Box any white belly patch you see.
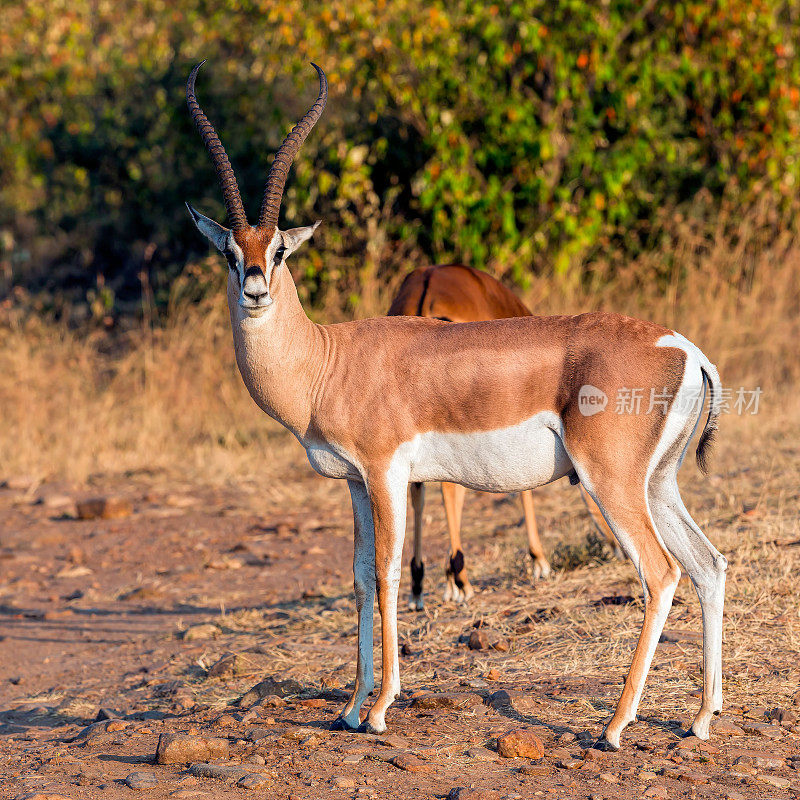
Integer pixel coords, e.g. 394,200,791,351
406,411,572,492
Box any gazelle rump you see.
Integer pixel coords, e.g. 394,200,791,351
185,62,727,748
388,264,621,609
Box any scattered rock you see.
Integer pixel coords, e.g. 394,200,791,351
189,763,248,781
465,746,501,762
759,775,791,789
556,757,583,769
237,676,304,707
496,728,545,759
238,774,269,789
731,748,785,769
643,787,669,799
768,707,798,726
331,776,356,789
76,496,133,520
468,630,490,650
712,717,745,736
68,720,114,747
95,707,121,722
181,623,220,642
390,753,431,773
492,638,510,652
156,734,230,765
447,789,502,800
741,720,781,738
517,763,548,777
124,772,159,789
412,692,482,710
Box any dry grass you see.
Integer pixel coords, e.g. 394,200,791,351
0,216,798,485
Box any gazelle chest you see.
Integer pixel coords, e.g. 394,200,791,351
305,442,362,480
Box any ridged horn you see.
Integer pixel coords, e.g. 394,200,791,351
258,63,327,230
187,61,248,231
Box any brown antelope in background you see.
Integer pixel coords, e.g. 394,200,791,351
185,62,726,749
388,264,621,610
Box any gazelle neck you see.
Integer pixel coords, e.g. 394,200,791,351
227,265,325,440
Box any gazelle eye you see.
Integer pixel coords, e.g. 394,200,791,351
274,246,286,264
225,252,237,271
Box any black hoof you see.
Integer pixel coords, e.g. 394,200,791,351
330,717,359,732
594,737,619,752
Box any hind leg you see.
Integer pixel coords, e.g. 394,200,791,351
441,482,473,602
408,482,426,611
649,476,726,738
520,490,550,579
574,473,681,750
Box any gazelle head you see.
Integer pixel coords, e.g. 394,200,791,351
185,61,326,317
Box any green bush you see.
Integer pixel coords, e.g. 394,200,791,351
1,0,799,314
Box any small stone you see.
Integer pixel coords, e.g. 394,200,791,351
731,748,785,769
95,708,121,721
676,770,708,785
342,754,365,764
484,668,501,681
468,630,490,650
181,623,220,642
69,720,114,747
599,773,618,783
759,775,790,788
557,757,583,769
189,763,248,781
517,764,548,777
447,789,502,800
492,638,510,652
243,754,266,765
156,734,230,765
238,774,269,789
712,717,745,736
76,496,132,520
237,676,304,707
638,771,658,781
332,776,357,789
643,787,669,799
742,720,781,738
124,772,159,789
496,729,545,759
391,753,432,773
466,746,501,762
298,698,326,708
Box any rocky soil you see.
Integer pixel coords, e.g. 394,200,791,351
0,439,798,799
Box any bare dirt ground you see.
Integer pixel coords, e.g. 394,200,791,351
0,413,798,800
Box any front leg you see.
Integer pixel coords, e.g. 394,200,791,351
364,462,409,734
336,479,376,730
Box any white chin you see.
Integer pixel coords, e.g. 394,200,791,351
239,303,271,318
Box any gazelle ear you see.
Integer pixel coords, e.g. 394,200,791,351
186,203,230,252
280,221,321,258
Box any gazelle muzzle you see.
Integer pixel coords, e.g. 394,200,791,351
240,266,272,310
